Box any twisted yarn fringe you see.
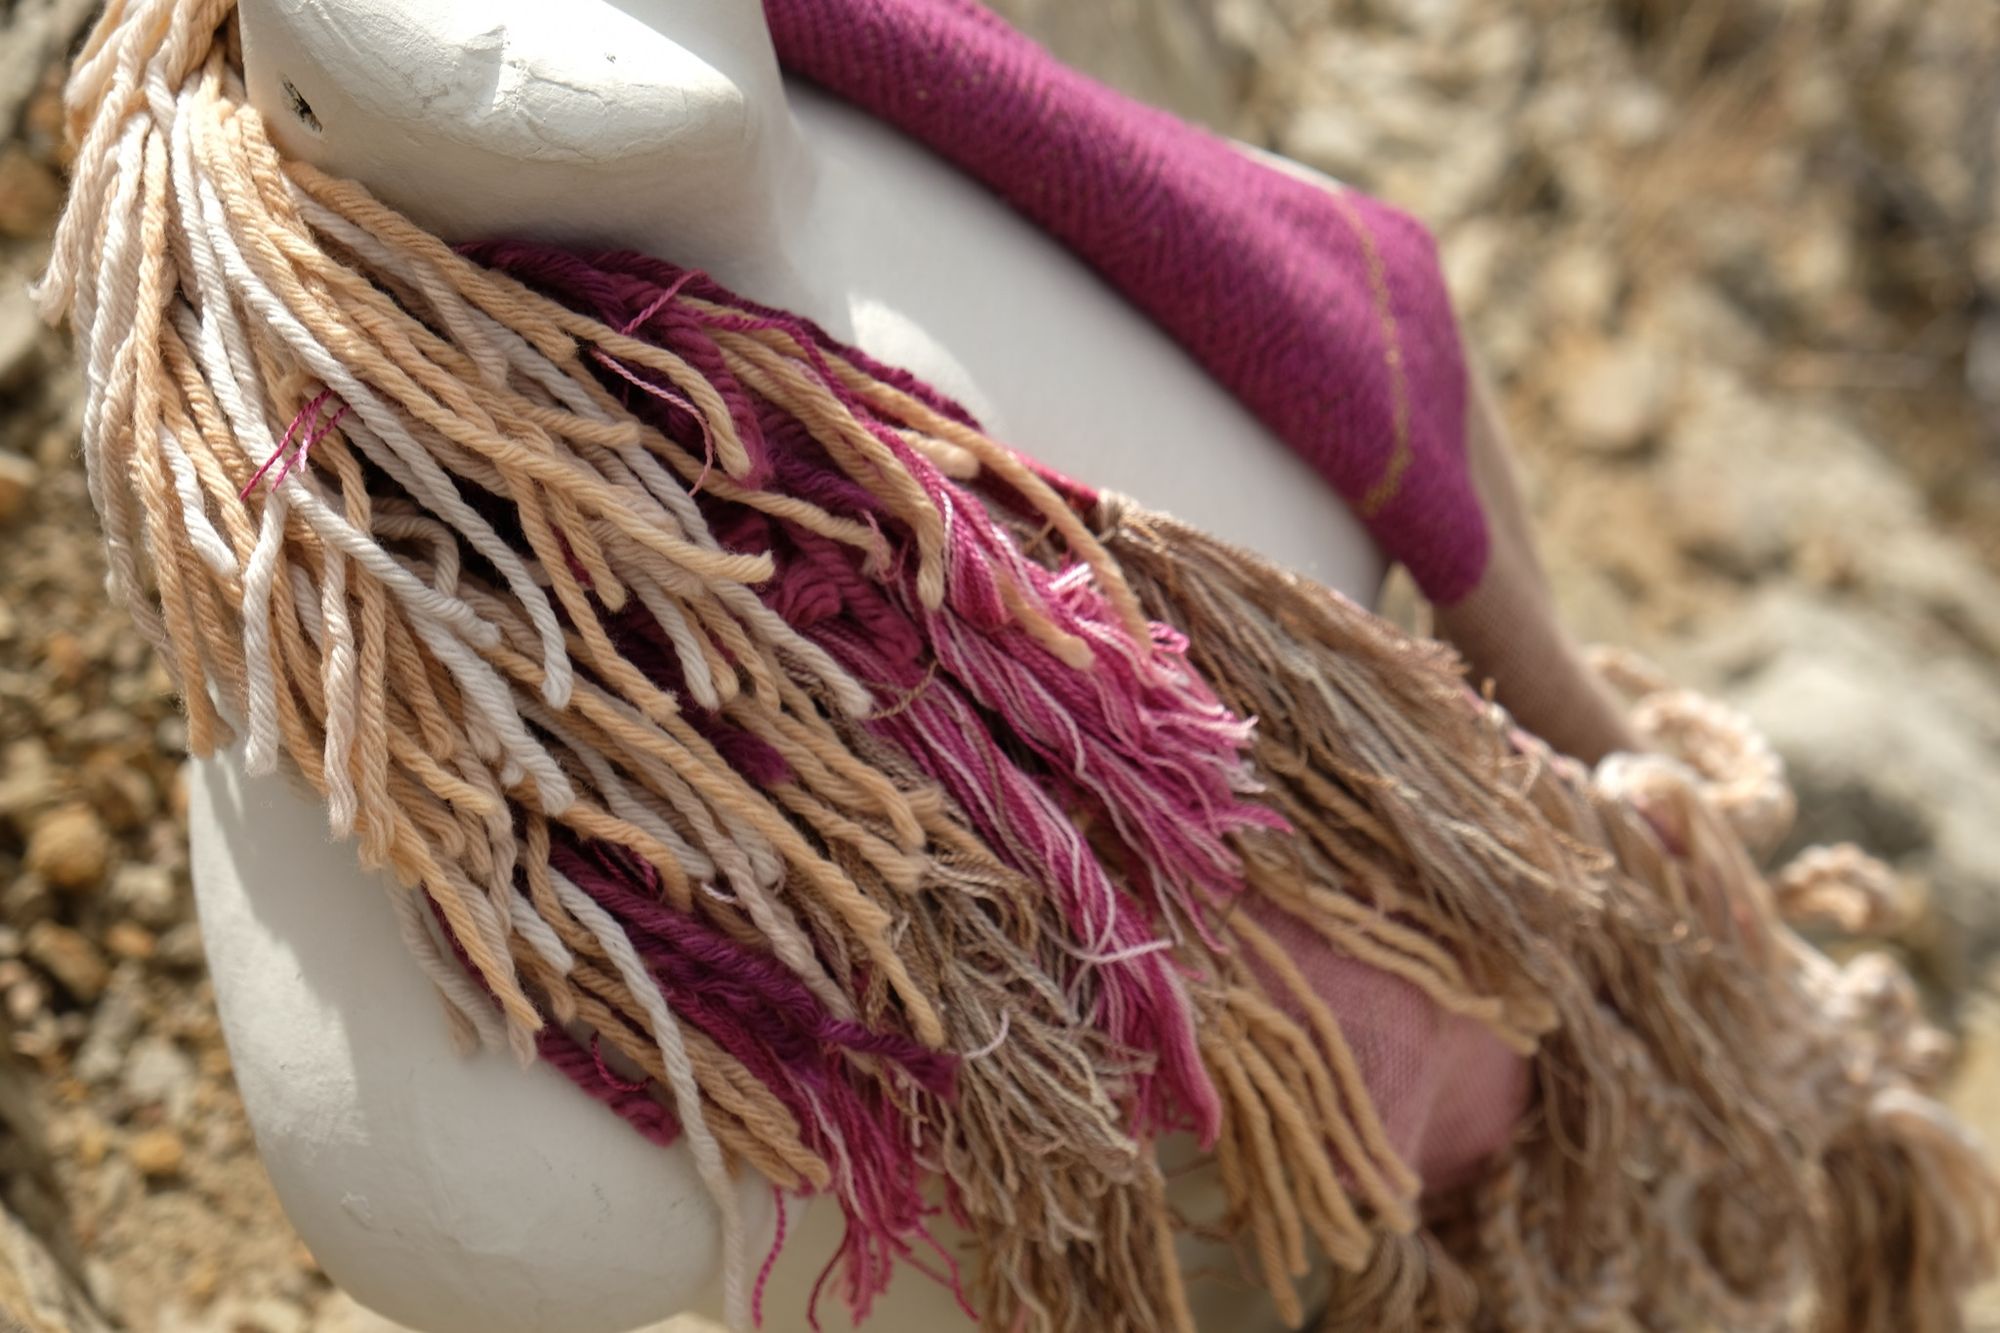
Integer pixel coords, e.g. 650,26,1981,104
39,3,1998,1330
1096,507,1999,1331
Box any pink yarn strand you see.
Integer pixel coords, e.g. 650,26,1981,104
753,1185,790,1328
239,391,348,498
239,389,332,499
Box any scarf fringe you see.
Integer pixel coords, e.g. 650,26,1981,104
1097,504,2000,1331
40,4,1999,1329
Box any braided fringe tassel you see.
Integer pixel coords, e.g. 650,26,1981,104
1097,502,2000,1332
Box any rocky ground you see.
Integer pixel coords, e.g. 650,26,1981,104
0,0,1996,1330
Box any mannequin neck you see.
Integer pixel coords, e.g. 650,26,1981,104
238,0,825,309
600,0,785,98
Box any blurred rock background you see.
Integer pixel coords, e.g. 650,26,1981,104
0,0,1996,1328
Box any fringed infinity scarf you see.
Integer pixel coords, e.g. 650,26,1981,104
37,0,2000,1330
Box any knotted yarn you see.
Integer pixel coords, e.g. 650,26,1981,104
36,2,2000,1331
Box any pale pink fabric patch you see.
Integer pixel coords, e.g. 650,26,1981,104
1241,894,1529,1191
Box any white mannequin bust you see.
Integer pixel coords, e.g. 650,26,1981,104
191,3,1385,1330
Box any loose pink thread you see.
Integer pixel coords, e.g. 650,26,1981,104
752,1184,789,1327
589,347,719,495
589,1033,650,1095
618,268,699,336
239,390,349,498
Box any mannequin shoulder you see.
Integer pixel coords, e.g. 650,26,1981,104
187,751,739,1333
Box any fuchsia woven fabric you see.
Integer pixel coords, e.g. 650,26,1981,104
764,0,1491,603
